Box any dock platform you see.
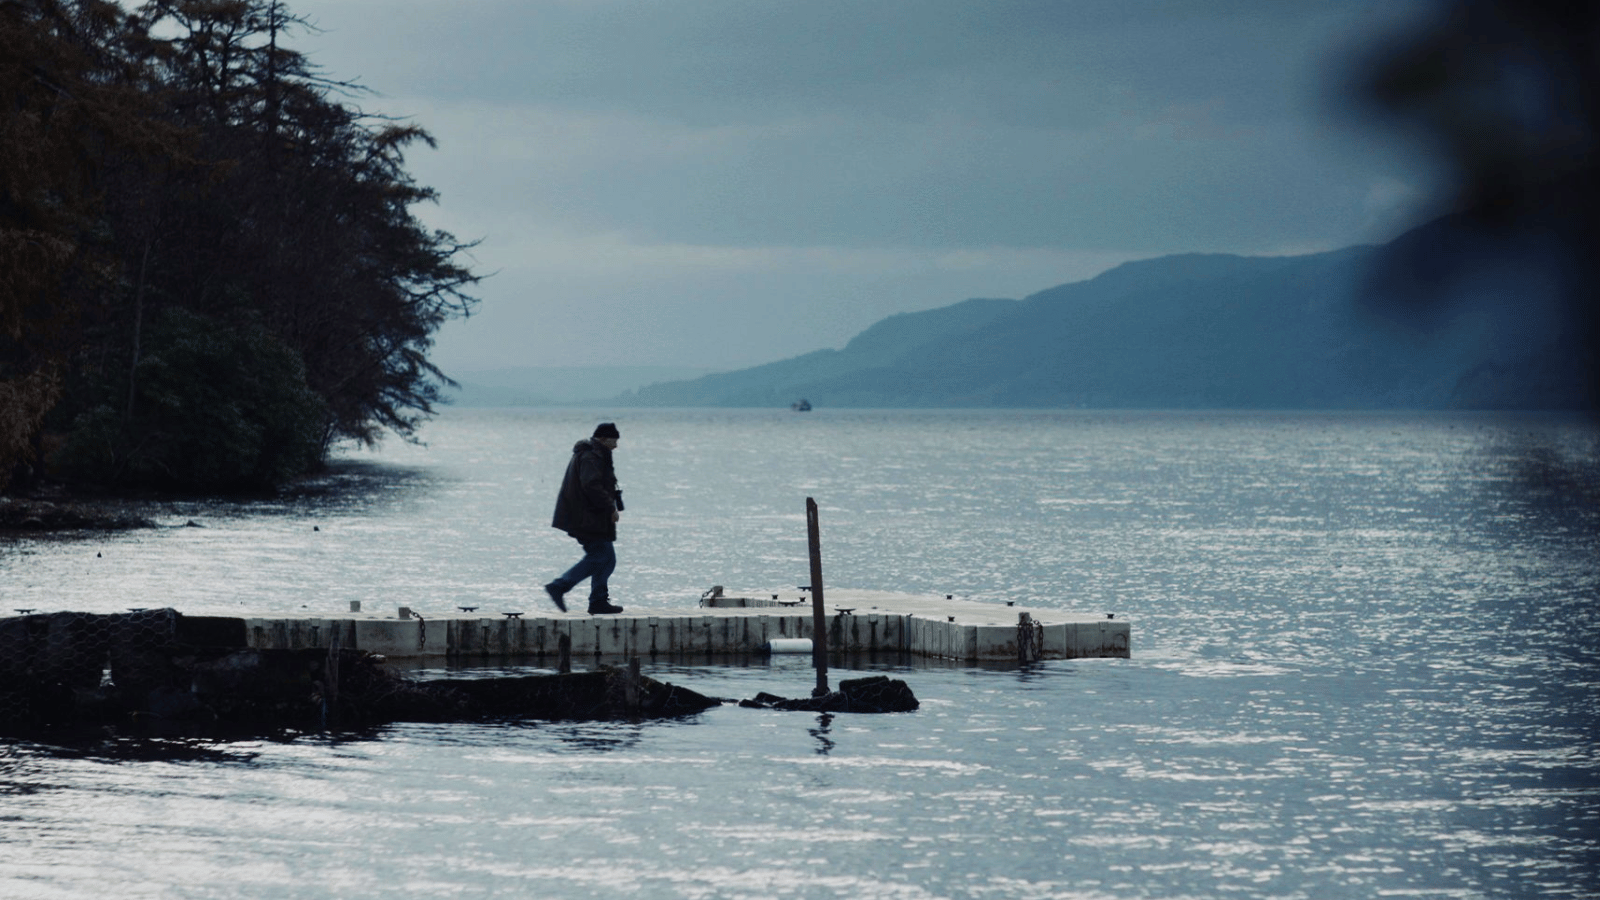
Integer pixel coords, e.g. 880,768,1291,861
241,589,1130,663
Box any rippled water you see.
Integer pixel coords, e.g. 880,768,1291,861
3,409,1598,898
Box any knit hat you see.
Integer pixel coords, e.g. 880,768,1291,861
593,422,620,439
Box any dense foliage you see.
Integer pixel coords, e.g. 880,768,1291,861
0,0,479,492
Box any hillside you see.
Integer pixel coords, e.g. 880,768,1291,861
445,365,719,406
618,218,1585,410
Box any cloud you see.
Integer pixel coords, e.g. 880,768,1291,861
292,0,1445,369
1362,177,1428,229
398,91,1408,255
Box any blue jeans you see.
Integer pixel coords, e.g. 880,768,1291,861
554,539,615,601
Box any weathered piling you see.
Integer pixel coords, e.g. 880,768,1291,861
805,497,829,696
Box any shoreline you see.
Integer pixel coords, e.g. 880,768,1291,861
0,496,158,532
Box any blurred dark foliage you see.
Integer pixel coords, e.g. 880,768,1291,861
1359,0,1598,409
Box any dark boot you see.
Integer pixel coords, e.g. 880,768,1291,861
588,598,624,615
544,582,568,612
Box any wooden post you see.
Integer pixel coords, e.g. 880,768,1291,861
1018,612,1035,664
558,633,572,674
323,625,340,728
806,497,829,697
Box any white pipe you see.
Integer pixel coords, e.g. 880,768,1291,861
763,638,813,654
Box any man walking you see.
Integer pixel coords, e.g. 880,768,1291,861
545,422,626,615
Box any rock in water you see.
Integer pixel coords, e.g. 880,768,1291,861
739,675,919,713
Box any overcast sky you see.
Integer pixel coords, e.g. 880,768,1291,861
290,0,1442,373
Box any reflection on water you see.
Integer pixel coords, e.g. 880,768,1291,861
2,409,1598,899
1,736,267,769
809,713,836,756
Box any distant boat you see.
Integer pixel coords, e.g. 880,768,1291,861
791,399,812,412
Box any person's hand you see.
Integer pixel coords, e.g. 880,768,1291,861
612,511,621,523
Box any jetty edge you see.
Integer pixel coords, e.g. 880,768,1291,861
0,608,925,735
0,608,723,734
228,588,1129,662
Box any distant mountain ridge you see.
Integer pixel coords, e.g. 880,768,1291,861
617,218,1586,410
446,365,719,407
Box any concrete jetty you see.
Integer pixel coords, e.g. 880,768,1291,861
241,588,1131,663
0,594,1124,734
0,608,926,734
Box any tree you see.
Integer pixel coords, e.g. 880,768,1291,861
125,0,481,450
3,0,481,492
0,0,179,490
55,306,325,489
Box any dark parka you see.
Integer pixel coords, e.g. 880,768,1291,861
551,438,619,542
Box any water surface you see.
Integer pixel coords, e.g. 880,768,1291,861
2,409,1597,898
